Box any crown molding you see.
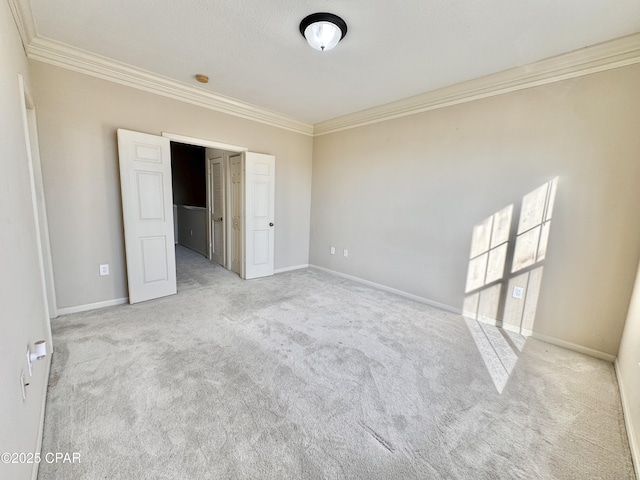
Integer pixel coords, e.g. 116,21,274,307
314,32,640,136
26,36,314,136
7,0,36,51
8,0,639,138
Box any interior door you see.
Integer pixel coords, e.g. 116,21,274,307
244,152,275,279
208,156,225,266
230,154,243,275
117,129,177,304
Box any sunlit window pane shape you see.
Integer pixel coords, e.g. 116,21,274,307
482,322,519,373
466,253,488,292
518,183,548,234
470,216,493,258
463,317,509,393
537,221,551,261
490,205,513,248
503,272,530,332
478,284,501,324
545,177,558,221
463,293,479,320
486,243,508,284
521,267,544,333
512,227,541,273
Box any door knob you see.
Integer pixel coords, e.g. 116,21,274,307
269,222,274,227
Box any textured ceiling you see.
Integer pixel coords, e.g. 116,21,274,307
28,0,640,124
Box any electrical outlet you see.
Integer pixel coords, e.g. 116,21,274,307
513,286,524,299
330,247,335,255
99,264,110,276
343,249,349,258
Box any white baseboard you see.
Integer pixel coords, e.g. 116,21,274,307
531,332,616,362
309,265,460,314
615,358,640,479
57,297,128,316
274,264,309,274
500,322,533,337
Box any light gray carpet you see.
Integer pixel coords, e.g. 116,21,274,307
38,246,634,479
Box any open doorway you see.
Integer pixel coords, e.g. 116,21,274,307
170,142,243,277
170,142,208,257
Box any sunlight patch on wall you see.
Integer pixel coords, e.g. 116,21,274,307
463,177,558,393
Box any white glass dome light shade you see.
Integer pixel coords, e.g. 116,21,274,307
304,21,342,51
299,13,347,52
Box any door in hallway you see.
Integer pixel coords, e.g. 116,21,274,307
208,156,225,266
230,154,243,276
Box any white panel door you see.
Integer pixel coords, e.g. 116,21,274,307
230,154,243,275
244,152,275,279
117,129,176,303
208,156,225,266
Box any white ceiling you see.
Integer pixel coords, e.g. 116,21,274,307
28,0,640,124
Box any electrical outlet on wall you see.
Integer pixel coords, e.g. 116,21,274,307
99,264,110,276
513,286,524,299
330,246,335,255
343,249,349,258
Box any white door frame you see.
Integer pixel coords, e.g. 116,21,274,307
162,133,248,154
18,73,58,321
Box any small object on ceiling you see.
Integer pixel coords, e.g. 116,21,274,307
195,74,209,84
299,13,347,52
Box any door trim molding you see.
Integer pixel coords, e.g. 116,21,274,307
18,73,58,320
162,132,248,152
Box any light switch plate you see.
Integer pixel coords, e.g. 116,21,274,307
99,264,110,276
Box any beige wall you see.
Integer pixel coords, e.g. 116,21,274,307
618,260,640,472
30,61,313,309
0,3,52,480
311,65,640,357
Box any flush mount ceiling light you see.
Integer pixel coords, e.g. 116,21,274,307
299,13,347,52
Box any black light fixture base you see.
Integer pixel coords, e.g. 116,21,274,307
299,12,348,40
